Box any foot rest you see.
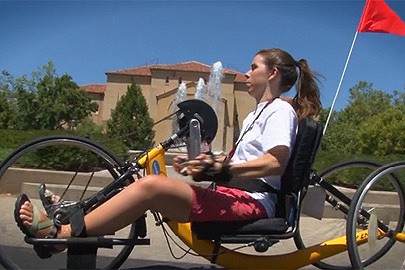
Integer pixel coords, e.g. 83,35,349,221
192,218,288,240
25,236,150,248
25,237,150,270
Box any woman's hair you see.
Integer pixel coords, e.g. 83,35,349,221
256,48,321,121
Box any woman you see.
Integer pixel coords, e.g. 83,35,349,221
15,48,321,257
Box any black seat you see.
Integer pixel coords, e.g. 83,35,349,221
192,117,323,242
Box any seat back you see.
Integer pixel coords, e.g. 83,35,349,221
276,117,323,224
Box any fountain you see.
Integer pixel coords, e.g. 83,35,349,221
176,82,187,103
172,82,187,134
206,61,223,115
194,78,206,100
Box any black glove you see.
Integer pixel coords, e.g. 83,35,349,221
192,155,232,182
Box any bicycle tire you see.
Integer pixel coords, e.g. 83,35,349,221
0,135,138,270
346,161,405,269
294,159,384,270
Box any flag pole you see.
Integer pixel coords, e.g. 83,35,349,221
323,31,359,135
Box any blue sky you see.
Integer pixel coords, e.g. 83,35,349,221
1,0,404,111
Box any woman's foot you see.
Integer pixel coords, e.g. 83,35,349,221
14,194,55,238
14,194,65,259
17,196,54,238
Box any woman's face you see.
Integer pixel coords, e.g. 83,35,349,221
245,54,271,101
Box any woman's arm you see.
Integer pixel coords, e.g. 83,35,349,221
229,145,290,179
186,145,290,180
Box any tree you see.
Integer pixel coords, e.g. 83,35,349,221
358,107,405,155
0,70,26,128
321,81,394,154
0,72,14,128
0,91,12,129
34,73,97,129
0,62,98,130
106,83,154,150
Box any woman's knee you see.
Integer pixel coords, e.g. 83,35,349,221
134,175,166,195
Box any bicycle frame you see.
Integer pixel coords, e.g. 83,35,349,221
135,142,405,269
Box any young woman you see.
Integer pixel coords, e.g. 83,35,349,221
15,48,321,257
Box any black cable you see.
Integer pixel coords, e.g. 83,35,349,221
97,110,179,145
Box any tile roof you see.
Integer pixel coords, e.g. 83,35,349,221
107,61,246,83
80,84,106,94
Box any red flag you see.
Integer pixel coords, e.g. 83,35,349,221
357,0,405,36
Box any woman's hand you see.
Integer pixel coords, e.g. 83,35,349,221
187,153,218,177
173,153,230,182
173,155,188,173
188,154,232,182
173,154,215,176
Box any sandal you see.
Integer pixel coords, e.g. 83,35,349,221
14,194,61,259
39,183,61,217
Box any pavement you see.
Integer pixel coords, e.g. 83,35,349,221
0,165,404,269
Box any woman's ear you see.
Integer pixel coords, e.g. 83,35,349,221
268,67,279,81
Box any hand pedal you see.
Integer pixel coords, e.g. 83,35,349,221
187,118,201,159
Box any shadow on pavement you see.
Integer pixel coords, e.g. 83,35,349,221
0,245,223,270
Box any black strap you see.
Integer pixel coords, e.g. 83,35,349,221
70,209,87,237
226,97,278,161
217,178,279,194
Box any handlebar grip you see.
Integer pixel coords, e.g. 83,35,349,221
187,118,201,160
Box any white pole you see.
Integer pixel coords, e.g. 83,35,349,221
323,31,359,135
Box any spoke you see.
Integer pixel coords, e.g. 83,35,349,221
79,170,95,201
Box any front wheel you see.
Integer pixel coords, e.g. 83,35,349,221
346,161,405,269
0,136,138,269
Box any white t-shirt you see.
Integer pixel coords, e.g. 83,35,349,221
231,98,297,217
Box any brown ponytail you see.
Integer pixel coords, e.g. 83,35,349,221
257,48,321,121
294,59,321,121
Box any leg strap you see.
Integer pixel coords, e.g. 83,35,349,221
70,209,87,237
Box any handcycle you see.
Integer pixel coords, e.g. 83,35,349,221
0,99,403,269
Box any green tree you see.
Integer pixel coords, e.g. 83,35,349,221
0,87,14,128
393,89,405,111
358,107,405,156
1,62,97,130
34,73,98,129
0,70,23,128
321,81,393,154
106,83,154,150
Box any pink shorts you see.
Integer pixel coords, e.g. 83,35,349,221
189,185,268,222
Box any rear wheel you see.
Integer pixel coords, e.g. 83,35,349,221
294,160,387,269
347,161,405,269
0,136,138,269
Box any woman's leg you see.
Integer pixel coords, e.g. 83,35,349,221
84,175,194,235
18,175,194,238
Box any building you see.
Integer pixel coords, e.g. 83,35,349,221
81,61,255,152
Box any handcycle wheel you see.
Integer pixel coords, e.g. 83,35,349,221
0,136,139,269
346,161,405,269
294,160,386,270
